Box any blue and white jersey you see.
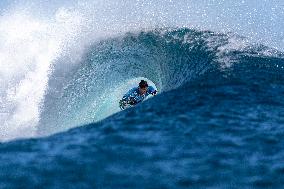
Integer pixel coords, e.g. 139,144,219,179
122,86,156,104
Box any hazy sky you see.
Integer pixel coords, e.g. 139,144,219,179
0,0,283,50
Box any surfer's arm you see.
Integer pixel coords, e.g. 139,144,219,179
122,88,137,101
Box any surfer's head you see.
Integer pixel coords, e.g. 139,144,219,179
139,80,148,95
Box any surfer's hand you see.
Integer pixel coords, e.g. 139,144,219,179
152,90,157,95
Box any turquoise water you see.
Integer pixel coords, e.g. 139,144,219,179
0,1,284,188
1,29,284,188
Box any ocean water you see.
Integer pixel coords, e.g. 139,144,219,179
0,1,284,188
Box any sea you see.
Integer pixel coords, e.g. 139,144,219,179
0,0,284,188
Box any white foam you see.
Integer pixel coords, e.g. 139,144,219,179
0,5,99,141
1,0,283,141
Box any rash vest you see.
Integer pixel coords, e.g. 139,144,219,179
122,86,156,104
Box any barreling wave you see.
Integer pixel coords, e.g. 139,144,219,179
37,28,284,136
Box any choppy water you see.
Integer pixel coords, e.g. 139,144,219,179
0,28,284,188
1,1,284,188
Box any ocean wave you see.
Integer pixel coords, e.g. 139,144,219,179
38,28,284,136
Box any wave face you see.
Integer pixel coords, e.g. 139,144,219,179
38,28,222,135
1,0,284,188
1,0,284,140
1,28,284,188
38,28,284,136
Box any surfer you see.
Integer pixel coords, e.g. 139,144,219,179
119,80,157,109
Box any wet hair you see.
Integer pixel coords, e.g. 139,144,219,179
139,80,148,88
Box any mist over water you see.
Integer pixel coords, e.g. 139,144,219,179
0,0,283,141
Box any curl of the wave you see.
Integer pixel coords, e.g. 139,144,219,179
1,0,283,141
37,27,284,137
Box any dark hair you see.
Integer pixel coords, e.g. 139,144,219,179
139,80,148,88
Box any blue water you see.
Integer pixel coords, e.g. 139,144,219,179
1,28,284,188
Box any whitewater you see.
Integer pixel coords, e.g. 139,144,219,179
0,0,284,188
